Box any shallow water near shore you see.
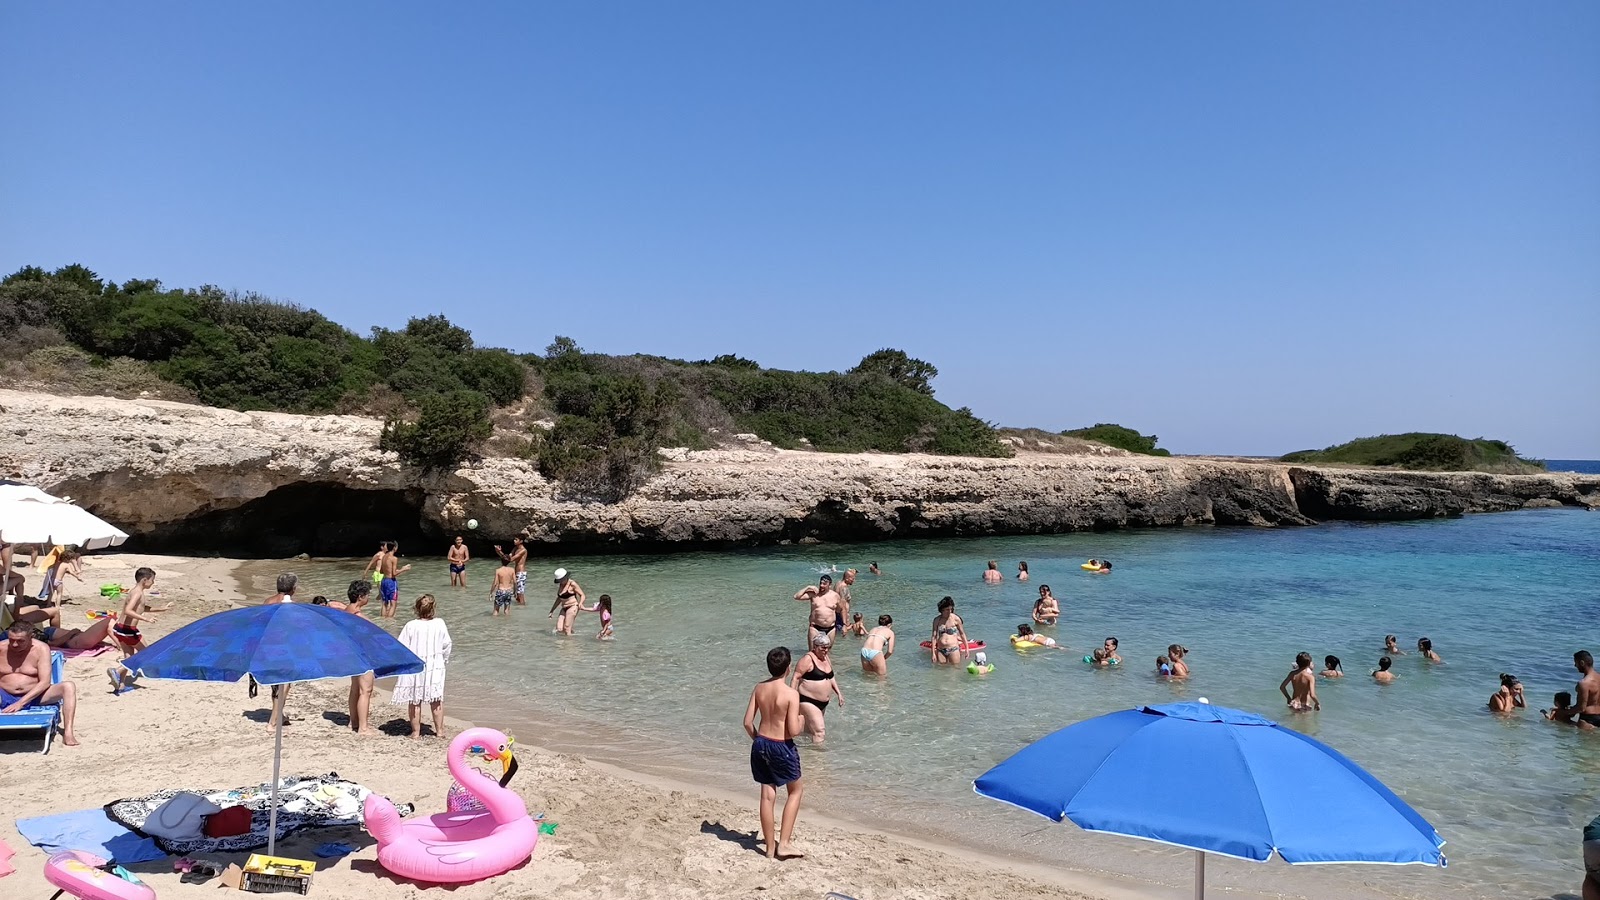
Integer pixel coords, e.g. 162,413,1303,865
241,509,1600,899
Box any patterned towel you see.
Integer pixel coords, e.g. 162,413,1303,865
104,773,371,855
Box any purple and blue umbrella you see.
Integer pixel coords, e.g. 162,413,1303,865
974,701,1445,899
123,603,424,854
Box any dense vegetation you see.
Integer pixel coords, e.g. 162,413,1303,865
1281,433,1545,473
1061,424,1171,456
1,265,1008,493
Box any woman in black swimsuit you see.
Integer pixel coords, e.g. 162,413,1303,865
549,568,585,636
791,633,844,744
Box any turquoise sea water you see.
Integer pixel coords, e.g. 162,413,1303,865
240,508,1600,899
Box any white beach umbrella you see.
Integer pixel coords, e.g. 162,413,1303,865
0,497,129,550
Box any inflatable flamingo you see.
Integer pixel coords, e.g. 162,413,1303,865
363,728,538,884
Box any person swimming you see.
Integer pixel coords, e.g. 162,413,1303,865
1156,655,1172,678
1012,623,1061,649
1417,637,1443,663
1084,558,1113,573
983,561,1002,583
844,612,867,637
1384,634,1406,656
1102,636,1122,665
1089,647,1113,667
1372,656,1397,683
1321,655,1344,678
1489,673,1525,713
1166,644,1189,678
1017,561,1029,582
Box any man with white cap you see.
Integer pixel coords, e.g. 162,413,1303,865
548,567,585,635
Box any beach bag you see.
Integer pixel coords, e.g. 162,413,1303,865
203,805,252,838
141,793,222,841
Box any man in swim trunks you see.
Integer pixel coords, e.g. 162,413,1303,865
377,542,412,619
360,541,386,585
1574,650,1600,729
447,536,469,588
793,575,841,644
833,569,856,634
1,619,79,746
490,560,516,617
742,646,804,860
494,537,528,605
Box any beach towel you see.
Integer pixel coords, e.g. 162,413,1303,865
15,809,166,864
60,645,113,659
0,835,15,877
105,773,371,855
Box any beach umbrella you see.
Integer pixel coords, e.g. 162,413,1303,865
122,603,424,854
0,497,129,550
973,701,1446,900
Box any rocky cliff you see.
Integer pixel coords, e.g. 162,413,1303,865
2,390,1594,556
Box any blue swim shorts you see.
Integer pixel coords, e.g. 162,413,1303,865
380,577,399,604
0,688,40,710
750,735,801,787
450,564,465,575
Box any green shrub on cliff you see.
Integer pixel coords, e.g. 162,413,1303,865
1062,424,1171,456
380,390,494,469
1281,434,1545,473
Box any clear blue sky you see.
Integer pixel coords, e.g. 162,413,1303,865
4,3,1596,457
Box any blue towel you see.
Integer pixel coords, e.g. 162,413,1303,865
16,809,166,864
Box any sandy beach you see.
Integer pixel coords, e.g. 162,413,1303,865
0,552,1181,900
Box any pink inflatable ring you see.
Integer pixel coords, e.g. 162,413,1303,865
44,851,156,900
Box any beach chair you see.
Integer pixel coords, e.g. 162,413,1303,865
0,650,65,753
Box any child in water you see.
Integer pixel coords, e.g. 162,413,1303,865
845,613,867,637
1321,655,1344,678
1417,637,1443,663
1543,692,1593,728
1372,656,1397,683
1012,623,1060,648
1089,647,1112,667
1156,655,1172,678
581,594,615,640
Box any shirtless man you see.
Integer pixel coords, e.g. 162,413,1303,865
493,537,528,605
490,560,516,617
742,646,804,860
378,542,412,619
360,542,386,584
1,619,79,746
833,569,856,635
344,580,375,734
1574,650,1600,729
793,575,841,644
447,537,470,588
0,541,26,601
1278,651,1321,711
108,567,168,694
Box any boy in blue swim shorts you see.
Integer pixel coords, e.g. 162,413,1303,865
376,541,412,620
743,646,805,859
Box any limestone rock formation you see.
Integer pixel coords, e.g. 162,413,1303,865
1,390,1594,556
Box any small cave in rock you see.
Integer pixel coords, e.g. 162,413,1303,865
128,483,436,558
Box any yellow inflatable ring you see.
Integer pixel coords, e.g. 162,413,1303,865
1010,636,1044,649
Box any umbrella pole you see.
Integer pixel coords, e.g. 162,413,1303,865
1194,850,1206,900
267,684,288,857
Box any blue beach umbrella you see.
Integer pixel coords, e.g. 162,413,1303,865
123,604,424,854
973,701,1445,900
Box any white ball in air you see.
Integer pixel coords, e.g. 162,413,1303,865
466,518,479,530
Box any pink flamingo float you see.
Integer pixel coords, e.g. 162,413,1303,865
363,727,539,884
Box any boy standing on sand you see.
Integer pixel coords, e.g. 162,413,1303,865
490,560,516,616
107,567,169,695
742,646,805,860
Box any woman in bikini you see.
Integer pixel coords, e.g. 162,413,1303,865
791,634,843,743
549,568,585,635
930,596,970,666
860,615,895,675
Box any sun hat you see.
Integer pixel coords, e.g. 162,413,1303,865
553,568,568,582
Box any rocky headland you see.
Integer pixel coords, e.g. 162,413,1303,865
2,390,1595,556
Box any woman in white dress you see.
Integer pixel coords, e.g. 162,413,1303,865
392,594,452,739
